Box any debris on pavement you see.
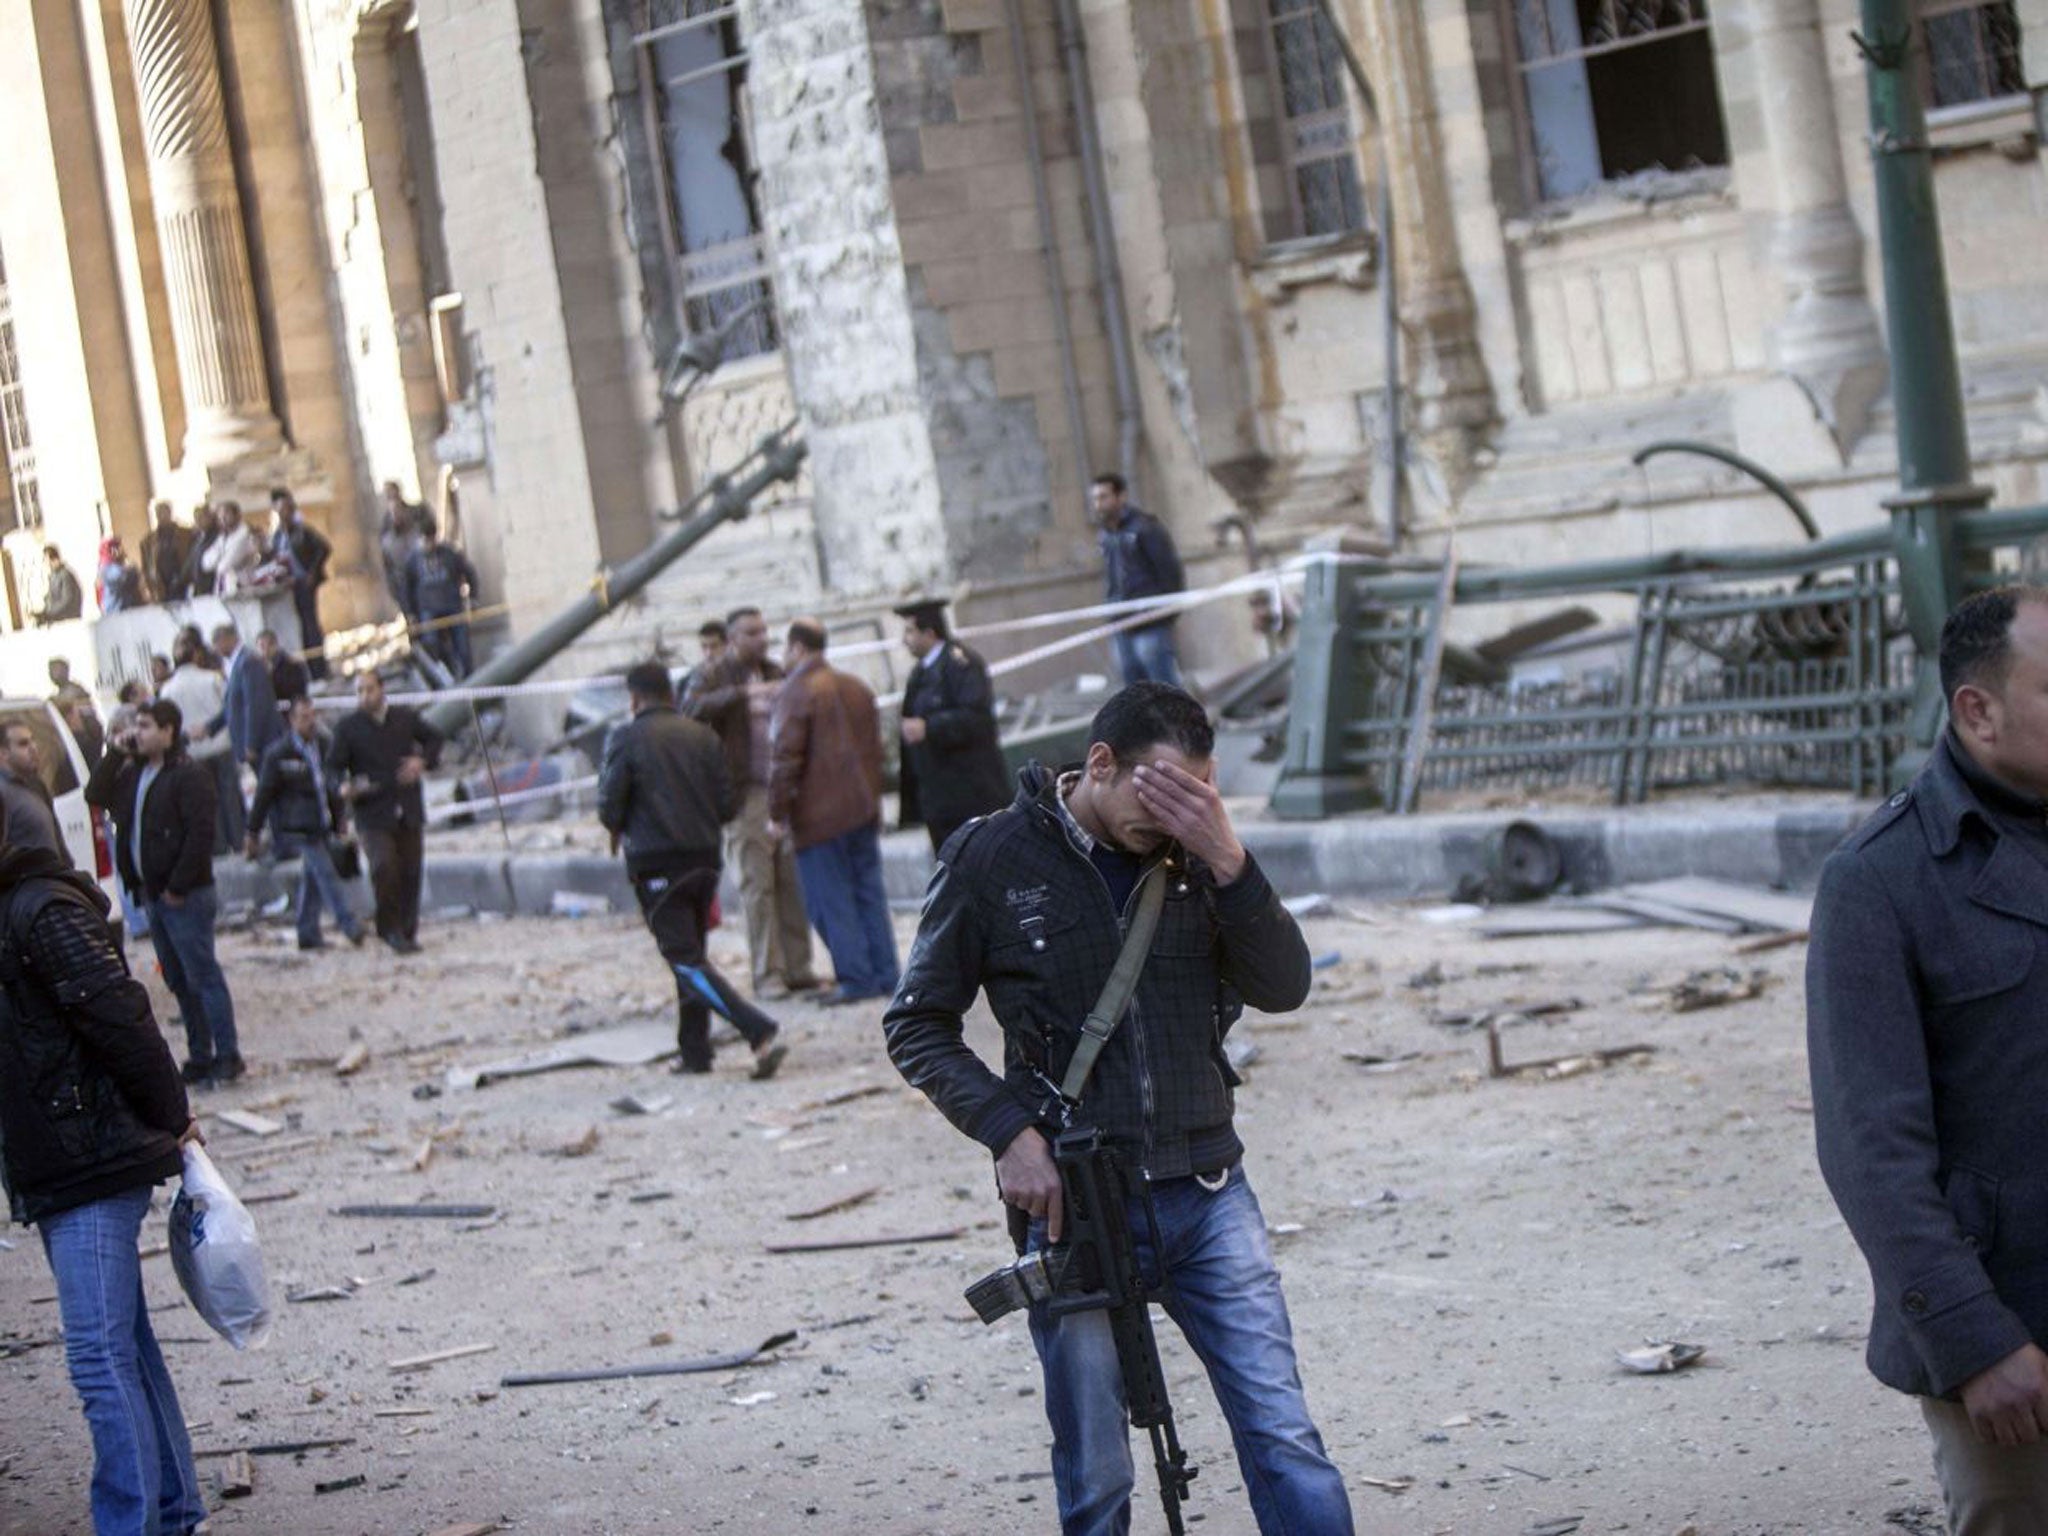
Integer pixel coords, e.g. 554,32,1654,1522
555,1126,601,1158
1432,998,1583,1032
334,1040,371,1077
549,891,612,918
449,1020,676,1090
1664,967,1771,1013
1616,1341,1706,1374
1486,1019,1657,1080
215,1110,284,1138
609,1092,674,1117
784,1186,881,1222
764,1229,966,1255
389,1342,497,1373
501,1330,798,1388
334,1203,497,1220
314,1474,366,1495
218,1451,254,1500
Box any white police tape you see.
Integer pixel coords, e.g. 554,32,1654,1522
322,562,1306,713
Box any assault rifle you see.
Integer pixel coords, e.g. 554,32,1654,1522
965,1125,1197,1533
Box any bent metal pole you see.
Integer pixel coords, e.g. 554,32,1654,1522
420,424,807,741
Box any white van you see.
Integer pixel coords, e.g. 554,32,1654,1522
0,697,125,932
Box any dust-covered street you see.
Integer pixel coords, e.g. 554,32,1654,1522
1,898,1944,1536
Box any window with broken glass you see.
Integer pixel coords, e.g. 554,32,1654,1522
631,0,777,363
1506,0,1730,205
1920,0,2026,111
1260,0,1370,240
0,242,42,535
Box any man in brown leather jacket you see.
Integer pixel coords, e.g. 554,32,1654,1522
767,618,898,1005
682,607,819,1000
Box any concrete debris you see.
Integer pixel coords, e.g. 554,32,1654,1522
1616,1341,1706,1374
549,891,612,918
449,1020,676,1090
334,1041,370,1077
389,1342,497,1373
215,1110,285,1138
217,1451,254,1500
1665,967,1771,1013
609,1093,674,1117
556,1126,601,1158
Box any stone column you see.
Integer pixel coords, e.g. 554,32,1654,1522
122,0,281,467
1349,0,1494,440
1748,0,1887,446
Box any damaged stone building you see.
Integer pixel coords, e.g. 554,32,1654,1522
3,0,2047,713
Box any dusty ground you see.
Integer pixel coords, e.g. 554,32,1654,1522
1,895,1948,1536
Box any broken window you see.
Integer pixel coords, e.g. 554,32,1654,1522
1921,0,2026,110
632,0,777,362
1508,0,1729,204
1259,0,1370,240
0,240,41,534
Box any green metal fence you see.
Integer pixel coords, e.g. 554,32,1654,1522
1271,504,2048,818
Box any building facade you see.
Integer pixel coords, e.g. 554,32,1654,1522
2,0,2045,712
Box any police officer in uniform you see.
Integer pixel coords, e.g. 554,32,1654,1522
894,598,1011,855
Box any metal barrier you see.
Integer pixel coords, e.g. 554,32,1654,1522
1271,504,2048,818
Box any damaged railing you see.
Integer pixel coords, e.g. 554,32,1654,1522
1271,503,2048,817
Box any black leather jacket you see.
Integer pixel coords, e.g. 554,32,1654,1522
883,764,1310,1181
0,848,188,1224
84,749,217,900
597,705,735,876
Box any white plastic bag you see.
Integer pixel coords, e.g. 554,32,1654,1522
168,1144,273,1350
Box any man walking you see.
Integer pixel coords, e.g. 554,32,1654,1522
883,682,1352,1535
87,700,243,1084
0,719,69,862
404,524,481,679
895,597,1012,855
268,489,332,680
1811,585,2048,1532
1092,473,1185,687
683,606,818,999
248,694,364,951
0,833,208,1536
769,618,898,1006
140,500,192,604
329,669,440,954
599,662,787,1079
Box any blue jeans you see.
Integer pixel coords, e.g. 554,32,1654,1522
207,755,244,856
147,886,238,1067
1027,1164,1352,1536
1112,625,1181,687
40,1187,207,1535
792,822,900,998
278,833,361,946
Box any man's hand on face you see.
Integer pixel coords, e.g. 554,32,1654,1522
901,716,927,746
1962,1343,2048,1445
996,1126,1064,1243
1132,759,1245,883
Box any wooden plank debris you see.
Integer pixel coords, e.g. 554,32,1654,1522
191,1437,356,1459
389,1342,497,1373
334,1204,496,1219
214,1110,284,1138
1613,877,1811,933
764,1228,964,1255
1733,928,1809,955
784,1186,881,1222
797,1083,892,1112
424,1525,502,1536
502,1330,797,1389
241,1188,299,1206
217,1452,254,1500
314,1473,366,1495
1486,1019,1656,1080
1475,908,1650,938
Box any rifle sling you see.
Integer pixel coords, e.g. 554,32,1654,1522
1059,866,1167,1102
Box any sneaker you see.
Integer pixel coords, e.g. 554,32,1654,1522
346,929,367,948
209,1055,247,1086
297,938,329,952
667,1058,713,1076
750,1033,788,1082
180,1058,215,1085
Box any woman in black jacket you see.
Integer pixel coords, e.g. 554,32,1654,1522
0,842,208,1535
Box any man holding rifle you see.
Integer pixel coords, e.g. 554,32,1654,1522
883,682,1352,1535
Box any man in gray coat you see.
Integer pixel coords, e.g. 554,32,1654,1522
1810,585,2048,1532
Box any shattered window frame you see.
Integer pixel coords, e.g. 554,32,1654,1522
1258,0,1372,241
630,0,779,364
1503,0,1731,207
1919,0,2028,114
